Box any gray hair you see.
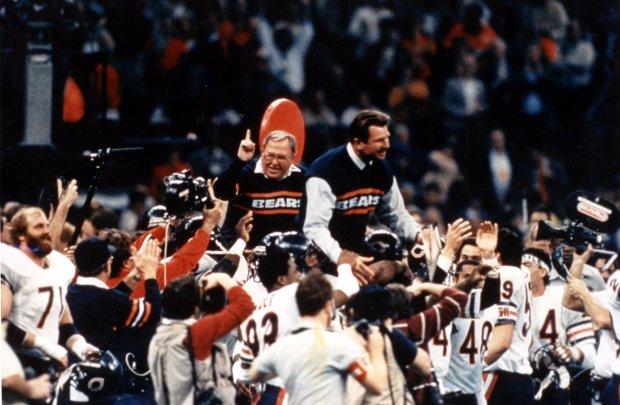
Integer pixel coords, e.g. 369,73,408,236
263,130,297,155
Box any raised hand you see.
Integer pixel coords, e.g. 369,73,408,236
237,129,256,162
58,178,79,208
235,211,253,243
202,178,225,232
443,218,473,259
135,239,161,280
476,221,498,252
566,276,589,300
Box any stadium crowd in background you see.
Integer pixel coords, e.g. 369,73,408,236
1,0,620,404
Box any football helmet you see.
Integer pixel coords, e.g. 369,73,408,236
365,230,404,261
253,231,325,273
52,351,123,403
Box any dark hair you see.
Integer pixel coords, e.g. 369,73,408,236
346,284,392,322
348,110,390,143
456,237,479,261
295,269,332,316
257,252,291,291
162,275,200,319
455,259,482,276
497,228,522,266
523,247,552,285
385,283,414,319
91,208,118,231
102,229,132,279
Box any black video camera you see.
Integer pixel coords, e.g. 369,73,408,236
536,191,618,251
163,170,213,217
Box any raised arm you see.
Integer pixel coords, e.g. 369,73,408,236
49,179,78,250
213,130,255,200
565,276,611,329
562,245,593,310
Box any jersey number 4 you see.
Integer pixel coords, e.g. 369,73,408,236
460,321,494,364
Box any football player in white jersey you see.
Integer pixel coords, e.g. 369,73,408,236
234,232,359,404
482,228,534,405
443,260,496,405
1,207,96,377
524,247,596,404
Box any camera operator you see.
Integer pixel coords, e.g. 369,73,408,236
105,188,226,299
345,284,431,405
528,221,606,291
148,272,254,405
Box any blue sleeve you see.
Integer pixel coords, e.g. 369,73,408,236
390,328,418,370
213,158,251,200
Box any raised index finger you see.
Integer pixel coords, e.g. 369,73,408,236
245,129,251,141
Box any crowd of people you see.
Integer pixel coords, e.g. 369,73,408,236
2,0,620,404
1,0,619,217
1,109,620,405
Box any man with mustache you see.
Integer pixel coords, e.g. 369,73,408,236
2,207,96,378
302,110,422,286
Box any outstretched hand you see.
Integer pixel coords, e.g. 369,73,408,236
338,250,374,286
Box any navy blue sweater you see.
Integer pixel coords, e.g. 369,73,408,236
67,278,161,371
213,157,306,247
305,145,393,254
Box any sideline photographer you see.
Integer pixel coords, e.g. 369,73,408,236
345,284,432,405
148,272,254,405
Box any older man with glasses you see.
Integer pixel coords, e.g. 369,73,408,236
213,129,307,248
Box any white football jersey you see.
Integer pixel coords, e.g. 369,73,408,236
530,285,596,362
238,283,301,387
1,244,75,359
444,317,494,397
484,265,533,374
427,323,452,392
596,271,620,376
444,289,494,399
591,279,620,378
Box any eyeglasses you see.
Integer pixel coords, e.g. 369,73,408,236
262,152,291,163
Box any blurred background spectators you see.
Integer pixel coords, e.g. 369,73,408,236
1,0,619,249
